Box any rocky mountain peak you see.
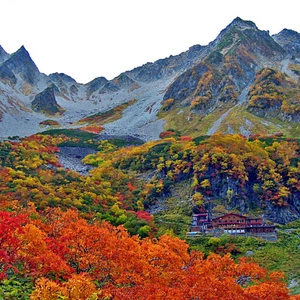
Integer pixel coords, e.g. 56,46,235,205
163,17,290,125
112,73,135,88
273,29,300,56
85,76,108,97
208,16,284,61
12,45,36,65
3,45,40,85
275,28,300,38
0,45,9,63
210,17,258,47
227,17,258,30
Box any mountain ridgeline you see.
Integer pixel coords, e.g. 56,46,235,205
0,17,299,140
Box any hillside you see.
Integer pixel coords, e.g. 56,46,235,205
0,131,299,297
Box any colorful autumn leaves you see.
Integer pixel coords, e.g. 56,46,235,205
0,208,296,299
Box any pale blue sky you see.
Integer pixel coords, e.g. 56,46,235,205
0,0,299,83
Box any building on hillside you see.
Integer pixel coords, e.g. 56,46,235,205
191,212,212,232
190,212,275,236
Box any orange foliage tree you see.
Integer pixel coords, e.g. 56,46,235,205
0,207,295,299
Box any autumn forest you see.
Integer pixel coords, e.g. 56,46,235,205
0,130,299,299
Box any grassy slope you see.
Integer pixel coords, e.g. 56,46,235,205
159,103,299,137
77,99,137,125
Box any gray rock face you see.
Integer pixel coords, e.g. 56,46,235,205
70,84,79,94
1,46,40,85
49,73,77,85
273,29,300,57
112,73,135,88
0,63,17,84
0,45,10,63
263,196,300,224
56,146,96,175
32,86,62,114
85,76,108,96
98,81,120,94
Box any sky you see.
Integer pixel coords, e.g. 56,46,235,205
0,0,299,84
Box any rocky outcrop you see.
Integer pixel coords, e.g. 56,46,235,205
246,67,300,122
207,173,300,224
32,86,63,114
163,63,209,103
263,199,300,224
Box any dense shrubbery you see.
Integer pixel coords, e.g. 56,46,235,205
248,67,300,118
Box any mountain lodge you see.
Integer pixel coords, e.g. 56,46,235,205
190,212,275,235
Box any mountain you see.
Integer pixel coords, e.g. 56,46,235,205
0,17,299,140
85,76,108,98
161,17,299,136
0,45,40,85
273,28,300,56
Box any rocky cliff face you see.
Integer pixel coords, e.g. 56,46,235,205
205,170,300,224
32,86,64,115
